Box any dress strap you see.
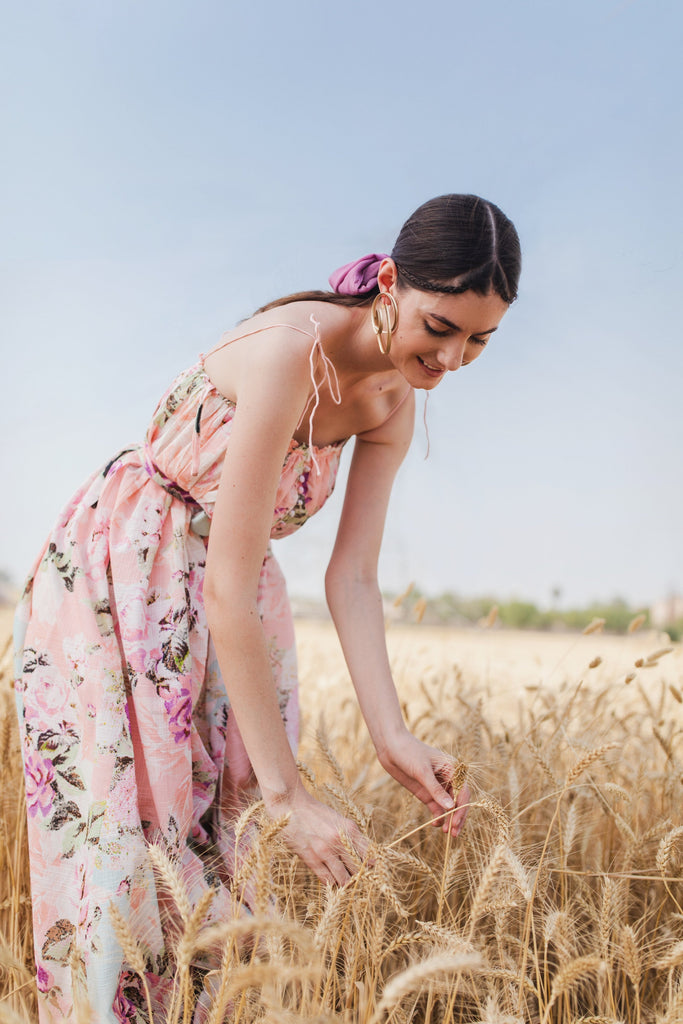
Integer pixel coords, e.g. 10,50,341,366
200,315,342,477
298,316,341,476
201,320,318,362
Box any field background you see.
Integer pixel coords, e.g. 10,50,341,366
2,611,683,1022
295,618,682,721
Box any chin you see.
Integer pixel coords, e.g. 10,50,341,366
412,371,443,391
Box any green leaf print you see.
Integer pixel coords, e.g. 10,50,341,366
41,918,75,962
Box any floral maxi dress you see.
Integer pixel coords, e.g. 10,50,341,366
13,323,345,1023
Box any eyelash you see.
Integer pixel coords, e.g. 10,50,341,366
424,322,488,346
424,322,450,337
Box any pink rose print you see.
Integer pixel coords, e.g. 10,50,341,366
25,752,55,818
34,675,70,718
36,963,54,993
113,973,137,1022
128,644,162,675
164,688,192,743
62,636,92,680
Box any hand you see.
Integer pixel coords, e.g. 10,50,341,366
266,784,369,886
376,731,469,837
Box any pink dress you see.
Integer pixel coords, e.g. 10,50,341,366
13,322,345,1022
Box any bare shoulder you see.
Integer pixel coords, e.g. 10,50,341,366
204,302,348,403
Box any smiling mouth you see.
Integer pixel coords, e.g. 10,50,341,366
418,356,445,374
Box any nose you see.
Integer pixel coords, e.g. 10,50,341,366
439,338,468,372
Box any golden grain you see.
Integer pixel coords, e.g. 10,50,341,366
481,605,499,629
541,955,605,1024
646,645,674,663
392,582,414,608
583,618,606,635
375,951,483,1017
413,597,427,623
3,618,683,1022
565,742,618,786
627,613,647,633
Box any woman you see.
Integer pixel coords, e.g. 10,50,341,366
14,193,521,1022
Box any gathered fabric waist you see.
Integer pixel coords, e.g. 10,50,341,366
103,445,211,537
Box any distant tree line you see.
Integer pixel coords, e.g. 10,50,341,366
389,588,681,638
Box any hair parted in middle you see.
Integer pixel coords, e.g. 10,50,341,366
254,193,521,315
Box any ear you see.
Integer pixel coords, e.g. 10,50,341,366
376,258,399,293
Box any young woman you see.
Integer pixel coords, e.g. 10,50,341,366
14,193,521,1021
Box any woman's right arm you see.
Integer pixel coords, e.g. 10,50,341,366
202,330,366,885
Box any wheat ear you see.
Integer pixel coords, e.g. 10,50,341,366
108,903,154,1024
374,951,482,1021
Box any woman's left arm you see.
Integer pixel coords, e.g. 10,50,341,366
325,391,468,836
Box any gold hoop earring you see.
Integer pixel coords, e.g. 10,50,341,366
371,291,399,356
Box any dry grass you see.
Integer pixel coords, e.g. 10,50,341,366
2,609,683,1023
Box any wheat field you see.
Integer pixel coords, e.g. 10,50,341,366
2,607,683,1023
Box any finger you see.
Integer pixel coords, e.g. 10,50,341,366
400,762,454,813
325,856,352,888
337,825,373,873
340,821,368,854
443,784,471,835
423,769,456,813
433,757,456,788
453,784,471,833
312,853,347,888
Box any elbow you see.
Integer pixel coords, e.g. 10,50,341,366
203,575,228,635
203,571,255,637
324,557,350,600
325,557,379,608
324,564,343,610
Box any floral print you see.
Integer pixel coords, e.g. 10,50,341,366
24,751,56,818
14,355,345,1023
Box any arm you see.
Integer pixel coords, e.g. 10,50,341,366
325,391,468,836
203,331,366,884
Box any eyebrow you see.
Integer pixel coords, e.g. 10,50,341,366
430,313,499,335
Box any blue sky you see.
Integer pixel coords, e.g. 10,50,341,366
2,0,681,607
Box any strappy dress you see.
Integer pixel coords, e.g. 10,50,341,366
13,319,346,1022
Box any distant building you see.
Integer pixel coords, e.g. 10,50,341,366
650,594,683,628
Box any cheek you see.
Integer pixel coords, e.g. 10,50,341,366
389,328,412,363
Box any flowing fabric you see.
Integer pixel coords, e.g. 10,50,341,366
14,336,345,1022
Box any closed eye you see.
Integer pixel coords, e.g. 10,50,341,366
424,322,451,337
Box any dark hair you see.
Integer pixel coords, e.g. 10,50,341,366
255,193,520,314
392,194,520,303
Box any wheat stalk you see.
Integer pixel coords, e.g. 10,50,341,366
374,951,482,1021
541,956,605,1024
108,903,155,1023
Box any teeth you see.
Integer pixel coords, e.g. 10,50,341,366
421,358,442,372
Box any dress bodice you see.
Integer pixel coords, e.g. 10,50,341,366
145,362,346,539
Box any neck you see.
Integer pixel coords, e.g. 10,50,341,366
331,303,395,380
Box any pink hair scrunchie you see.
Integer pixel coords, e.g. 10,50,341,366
328,253,389,295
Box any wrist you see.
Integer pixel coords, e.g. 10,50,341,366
262,776,308,815
373,718,409,763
